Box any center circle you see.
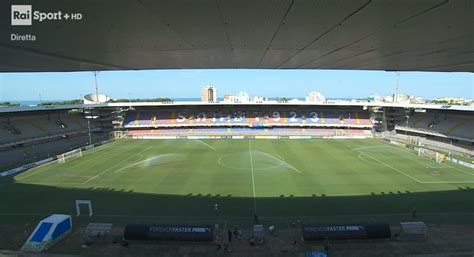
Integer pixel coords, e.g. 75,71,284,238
217,151,286,171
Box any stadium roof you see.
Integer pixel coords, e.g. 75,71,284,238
1,0,473,72
1,101,472,113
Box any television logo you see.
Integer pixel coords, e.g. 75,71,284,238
11,5,32,26
11,5,83,26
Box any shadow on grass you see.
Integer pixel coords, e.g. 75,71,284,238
0,177,473,227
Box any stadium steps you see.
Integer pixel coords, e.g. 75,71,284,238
14,133,23,140
446,119,468,135
26,120,49,134
355,112,360,124
339,115,345,124
72,116,86,130
411,115,426,128
134,112,140,126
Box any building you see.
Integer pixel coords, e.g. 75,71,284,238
201,85,217,103
305,91,326,103
222,91,268,103
368,93,383,103
383,93,425,104
431,97,471,105
223,94,233,102
236,91,250,103
251,96,268,103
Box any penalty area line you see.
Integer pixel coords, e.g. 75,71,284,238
358,151,474,184
358,151,424,183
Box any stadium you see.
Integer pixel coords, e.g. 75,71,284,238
1,0,473,256
1,100,473,256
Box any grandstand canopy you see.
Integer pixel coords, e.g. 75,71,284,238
1,0,473,72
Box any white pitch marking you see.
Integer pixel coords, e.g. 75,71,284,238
256,150,302,173
420,180,474,184
17,140,127,181
359,151,474,184
438,160,474,176
249,140,257,214
351,145,391,151
113,154,148,173
217,152,285,171
114,153,182,173
376,139,474,176
358,153,382,165
15,165,51,180
358,151,424,183
83,146,152,184
196,139,216,151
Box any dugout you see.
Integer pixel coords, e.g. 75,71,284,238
398,222,427,240
303,224,391,241
124,224,213,241
21,214,72,252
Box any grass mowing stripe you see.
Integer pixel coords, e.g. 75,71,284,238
4,139,473,226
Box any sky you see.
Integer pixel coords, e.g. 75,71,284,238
0,69,472,101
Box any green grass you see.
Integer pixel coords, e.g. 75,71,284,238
1,139,473,226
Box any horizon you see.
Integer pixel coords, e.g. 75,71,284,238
0,69,472,101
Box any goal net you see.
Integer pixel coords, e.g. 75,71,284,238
417,148,445,163
57,148,82,163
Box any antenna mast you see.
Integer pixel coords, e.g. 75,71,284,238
395,71,400,103
93,71,99,102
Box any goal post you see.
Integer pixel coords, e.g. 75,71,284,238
75,200,93,217
417,148,445,163
57,148,82,163
435,152,446,163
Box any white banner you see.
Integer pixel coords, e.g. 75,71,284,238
133,135,177,139
448,158,474,169
1,157,53,177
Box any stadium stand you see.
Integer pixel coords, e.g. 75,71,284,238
0,112,92,145
123,108,372,128
395,111,473,142
0,110,110,170
122,106,373,139
127,128,372,137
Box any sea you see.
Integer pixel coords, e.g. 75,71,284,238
5,97,355,106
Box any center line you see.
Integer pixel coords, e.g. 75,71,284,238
249,140,257,215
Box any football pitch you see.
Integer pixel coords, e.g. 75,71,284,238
2,139,474,226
